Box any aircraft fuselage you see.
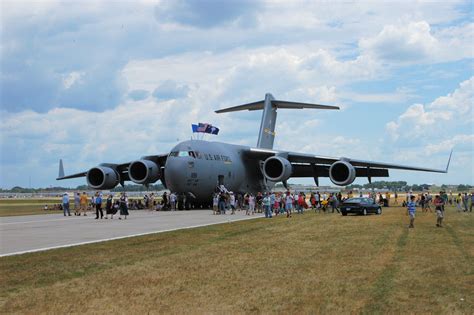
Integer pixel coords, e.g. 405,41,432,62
164,140,269,202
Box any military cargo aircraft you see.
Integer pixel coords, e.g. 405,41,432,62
57,93,451,204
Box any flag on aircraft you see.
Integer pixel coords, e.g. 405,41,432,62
191,123,219,135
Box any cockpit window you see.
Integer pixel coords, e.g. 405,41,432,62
170,151,197,158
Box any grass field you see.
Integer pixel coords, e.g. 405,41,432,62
1,205,472,313
0,197,157,216
0,199,64,216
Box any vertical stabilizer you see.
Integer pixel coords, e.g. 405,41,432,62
214,93,339,150
257,93,277,149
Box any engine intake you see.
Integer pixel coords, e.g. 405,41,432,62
263,156,292,182
329,160,356,186
86,166,120,190
129,160,160,184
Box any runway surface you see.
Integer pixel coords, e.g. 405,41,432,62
0,210,263,257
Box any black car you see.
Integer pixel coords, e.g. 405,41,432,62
340,197,382,216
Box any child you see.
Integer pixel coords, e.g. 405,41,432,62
407,195,416,228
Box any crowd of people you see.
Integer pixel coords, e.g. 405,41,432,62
209,190,394,218
51,189,473,228
58,191,131,219
404,190,474,228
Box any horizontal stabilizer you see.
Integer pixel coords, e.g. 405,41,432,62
271,100,339,110
215,101,264,113
215,99,339,113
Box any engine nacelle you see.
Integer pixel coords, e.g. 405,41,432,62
329,160,356,186
128,160,160,185
86,166,120,190
263,156,293,182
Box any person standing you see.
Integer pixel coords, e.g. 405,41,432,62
90,194,96,214
469,192,474,212
170,192,177,210
297,193,305,214
315,191,321,213
420,194,426,213
62,193,71,216
463,193,469,212
105,194,114,219
119,192,129,220
456,193,463,212
218,192,226,214
74,192,80,216
79,192,88,216
274,193,280,216
407,195,416,228
212,194,219,215
230,192,236,215
95,193,103,219
270,192,276,215
285,191,293,218
247,194,255,215
434,195,445,227
162,192,168,210
263,193,272,218
149,193,155,211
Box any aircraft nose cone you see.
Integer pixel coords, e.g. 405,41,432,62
164,159,186,193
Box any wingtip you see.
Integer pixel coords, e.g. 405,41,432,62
58,159,65,179
445,149,453,173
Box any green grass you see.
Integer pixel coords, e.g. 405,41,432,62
0,206,472,313
0,198,154,216
0,199,64,216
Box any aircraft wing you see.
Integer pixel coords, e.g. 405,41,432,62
244,148,451,184
56,154,169,183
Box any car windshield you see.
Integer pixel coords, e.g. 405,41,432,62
345,198,364,203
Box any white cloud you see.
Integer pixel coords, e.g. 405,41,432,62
386,76,473,140
360,21,473,64
360,21,438,63
1,1,473,187
425,135,474,155
62,71,84,89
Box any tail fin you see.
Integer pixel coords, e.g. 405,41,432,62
215,93,339,149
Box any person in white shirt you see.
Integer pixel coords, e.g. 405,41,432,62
170,192,177,210
247,194,255,215
212,194,219,215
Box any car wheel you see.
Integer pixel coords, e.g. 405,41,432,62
376,207,382,215
362,208,367,216
341,211,347,216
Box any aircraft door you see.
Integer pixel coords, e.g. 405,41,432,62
218,175,225,186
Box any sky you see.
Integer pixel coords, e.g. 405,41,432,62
0,0,473,189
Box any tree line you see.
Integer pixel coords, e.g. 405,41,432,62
1,182,471,193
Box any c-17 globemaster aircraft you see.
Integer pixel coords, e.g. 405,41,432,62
57,93,451,206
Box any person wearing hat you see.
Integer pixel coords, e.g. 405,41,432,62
62,192,71,216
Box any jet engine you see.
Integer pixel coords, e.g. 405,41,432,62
263,156,293,182
329,160,356,186
128,159,160,185
86,166,120,189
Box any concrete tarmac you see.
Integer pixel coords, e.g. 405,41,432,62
0,210,263,257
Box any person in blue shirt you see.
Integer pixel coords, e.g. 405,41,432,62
95,192,103,219
62,193,71,216
263,193,272,218
407,195,416,228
